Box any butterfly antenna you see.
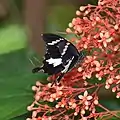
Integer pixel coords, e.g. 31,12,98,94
29,58,36,66
55,31,78,36
33,56,41,64
55,31,67,35
29,57,42,73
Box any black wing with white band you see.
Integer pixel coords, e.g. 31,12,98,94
32,33,84,84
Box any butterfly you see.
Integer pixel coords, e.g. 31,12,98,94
32,33,84,86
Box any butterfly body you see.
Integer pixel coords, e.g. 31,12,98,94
32,33,84,85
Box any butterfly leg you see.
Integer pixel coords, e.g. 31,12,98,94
51,73,65,87
51,56,78,87
32,67,43,73
51,57,74,87
56,73,65,83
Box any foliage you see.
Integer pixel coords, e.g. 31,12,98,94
0,24,47,120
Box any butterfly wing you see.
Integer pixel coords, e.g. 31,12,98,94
32,33,83,81
57,38,80,73
42,52,64,75
42,33,80,71
32,33,67,75
48,35,81,84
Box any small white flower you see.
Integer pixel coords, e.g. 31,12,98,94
100,32,104,38
94,100,99,105
114,24,119,30
74,112,78,116
61,104,65,108
79,6,86,11
78,91,93,100
81,109,85,115
55,104,59,108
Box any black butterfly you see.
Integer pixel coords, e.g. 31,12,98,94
32,33,84,86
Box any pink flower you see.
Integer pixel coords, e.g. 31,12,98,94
27,0,120,119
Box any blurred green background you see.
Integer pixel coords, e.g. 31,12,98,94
0,0,119,120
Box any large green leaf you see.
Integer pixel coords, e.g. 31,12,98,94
0,49,47,120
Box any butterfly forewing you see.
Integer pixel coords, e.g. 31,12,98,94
46,45,61,58
42,33,65,45
40,34,66,75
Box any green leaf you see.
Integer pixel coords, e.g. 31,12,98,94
10,113,31,120
0,49,47,120
46,4,76,32
0,24,27,54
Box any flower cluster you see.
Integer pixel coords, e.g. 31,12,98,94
27,0,120,119
66,0,120,98
27,81,101,120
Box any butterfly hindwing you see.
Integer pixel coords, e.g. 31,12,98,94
42,53,64,75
